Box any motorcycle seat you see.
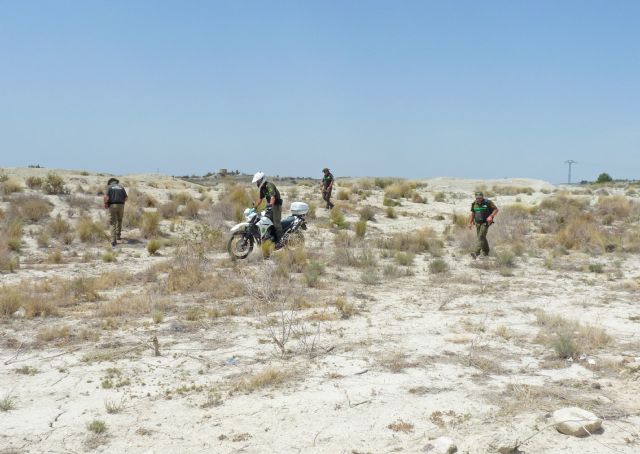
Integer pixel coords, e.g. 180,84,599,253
281,216,295,231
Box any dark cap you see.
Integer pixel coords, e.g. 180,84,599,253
474,191,484,197
107,178,119,185
322,168,329,172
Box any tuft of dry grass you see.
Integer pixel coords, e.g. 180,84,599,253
25,176,43,189
42,172,67,195
10,194,52,222
233,366,292,393
147,238,162,255
77,217,107,243
0,179,23,195
534,310,612,359
378,227,443,255
37,325,71,343
140,211,161,238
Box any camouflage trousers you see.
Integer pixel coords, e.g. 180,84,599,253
322,189,334,209
475,223,490,255
109,204,124,243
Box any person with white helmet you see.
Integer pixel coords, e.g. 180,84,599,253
252,172,284,247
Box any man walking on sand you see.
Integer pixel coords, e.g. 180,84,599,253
468,191,498,259
321,167,335,210
104,177,128,247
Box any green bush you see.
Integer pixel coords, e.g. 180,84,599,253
429,258,449,274
596,173,613,183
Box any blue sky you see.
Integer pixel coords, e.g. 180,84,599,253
1,1,638,183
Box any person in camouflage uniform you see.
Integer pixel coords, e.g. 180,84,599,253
468,191,498,258
103,177,128,247
321,167,335,209
252,172,283,247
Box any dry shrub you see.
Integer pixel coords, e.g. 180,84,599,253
0,286,21,316
166,257,243,297
140,211,161,238
555,215,611,253
388,420,414,433
123,202,143,228
492,185,533,196
378,227,443,254
335,297,358,319
537,193,588,223
452,212,468,228
47,214,71,238
42,172,67,195
233,366,291,393
25,296,59,318
220,184,253,222
2,219,23,252
182,199,201,219
0,243,19,272
158,201,179,219
10,194,52,222
384,181,415,199
67,194,98,212
147,238,162,255
0,180,23,195
37,325,71,343
275,247,308,274
534,310,612,359
337,189,350,201
354,220,367,238
487,204,531,254
169,191,193,205
25,176,43,189
596,195,637,221
622,226,640,252
77,217,107,243
128,188,158,208
98,293,153,317
329,207,348,229
359,206,376,221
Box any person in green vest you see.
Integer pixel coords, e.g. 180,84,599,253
468,191,499,259
321,167,335,209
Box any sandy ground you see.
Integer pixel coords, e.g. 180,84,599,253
1,168,639,453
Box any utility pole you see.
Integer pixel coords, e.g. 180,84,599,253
564,160,577,184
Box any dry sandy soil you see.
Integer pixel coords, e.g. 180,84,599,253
1,168,639,453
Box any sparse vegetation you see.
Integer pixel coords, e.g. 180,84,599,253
42,172,67,195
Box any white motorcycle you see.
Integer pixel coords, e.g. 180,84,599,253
227,202,309,259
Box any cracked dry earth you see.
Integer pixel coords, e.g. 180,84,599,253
1,169,640,453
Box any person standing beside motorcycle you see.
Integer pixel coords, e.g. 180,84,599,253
468,191,498,259
252,172,284,247
321,167,335,210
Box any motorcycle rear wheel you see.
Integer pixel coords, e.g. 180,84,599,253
227,232,254,259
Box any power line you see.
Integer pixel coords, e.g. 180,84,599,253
564,160,577,184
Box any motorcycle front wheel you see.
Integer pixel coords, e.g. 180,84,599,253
227,232,254,259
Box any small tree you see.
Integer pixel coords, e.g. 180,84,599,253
596,173,613,183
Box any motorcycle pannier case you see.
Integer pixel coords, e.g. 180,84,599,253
291,202,309,215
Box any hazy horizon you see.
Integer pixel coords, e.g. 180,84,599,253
2,1,638,183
